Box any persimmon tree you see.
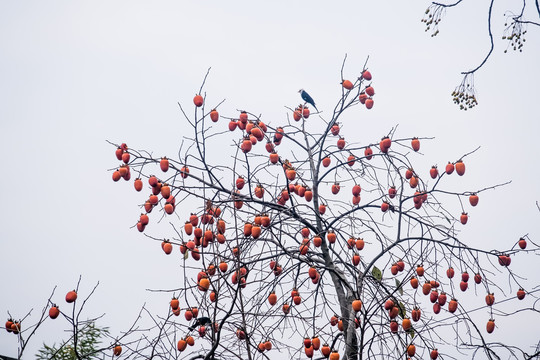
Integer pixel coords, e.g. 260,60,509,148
105,62,540,360
4,62,539,360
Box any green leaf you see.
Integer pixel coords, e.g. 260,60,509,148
409,328,415,339
395,279,403,295
398,301,406,319
372,266,382,281
184,251,189,260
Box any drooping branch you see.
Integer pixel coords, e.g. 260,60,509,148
422,0,538,109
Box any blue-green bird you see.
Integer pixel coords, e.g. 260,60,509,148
299,89,318,112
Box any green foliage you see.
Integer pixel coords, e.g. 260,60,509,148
36,321,109,360
371,266,382,281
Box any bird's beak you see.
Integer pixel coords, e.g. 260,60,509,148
298,89,302,93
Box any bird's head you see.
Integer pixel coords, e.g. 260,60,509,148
298,89,304,94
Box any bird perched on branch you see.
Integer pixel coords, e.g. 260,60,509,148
188,316,212,331
298,89,318,112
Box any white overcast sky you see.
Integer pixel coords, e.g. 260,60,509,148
1,1,539,358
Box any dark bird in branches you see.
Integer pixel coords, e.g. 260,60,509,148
188,317,212,331
298,89,318,112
